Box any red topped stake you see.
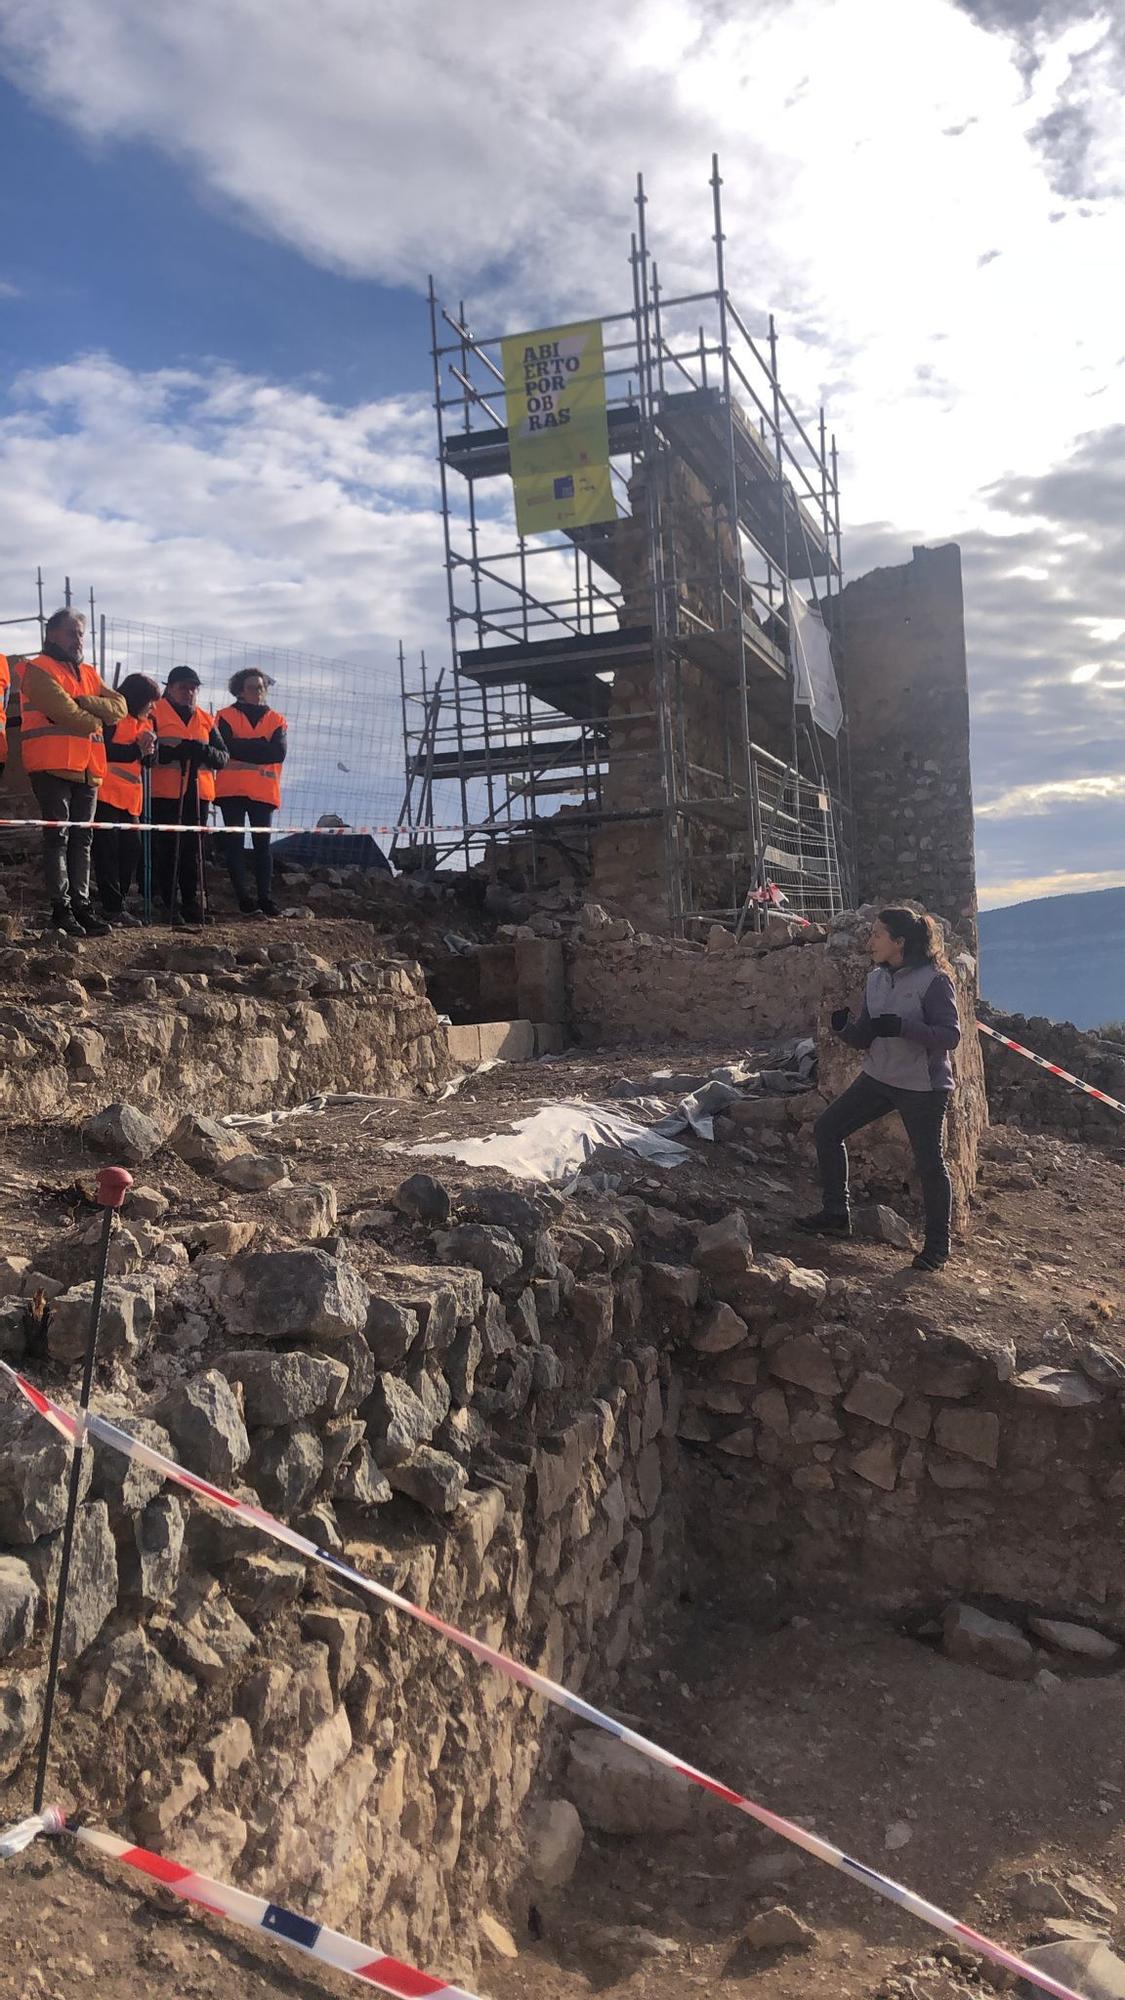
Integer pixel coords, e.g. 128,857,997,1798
95,1166,134,1209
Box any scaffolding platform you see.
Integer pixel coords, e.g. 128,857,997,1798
657,387,832,578
457,627,652,723
442,404,643,482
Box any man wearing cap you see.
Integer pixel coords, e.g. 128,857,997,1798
150,666,228,925
19,608,127,936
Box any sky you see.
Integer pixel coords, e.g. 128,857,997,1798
0,0,1123,907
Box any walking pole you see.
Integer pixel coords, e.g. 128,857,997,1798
31,1165,133,1814
169,759,189,927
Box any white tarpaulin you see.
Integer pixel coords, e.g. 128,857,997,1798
790,585,843,739
391,1099,690,1183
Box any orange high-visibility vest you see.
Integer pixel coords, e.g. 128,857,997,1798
150,697,218,803
214,704,286,809
21,655,109,785
0,656,8,752
100,715,151,815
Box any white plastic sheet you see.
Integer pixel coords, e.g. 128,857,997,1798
391,1100,690,1183
790,585,843,739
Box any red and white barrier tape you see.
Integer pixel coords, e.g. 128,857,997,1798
0,1362,1089,2000
1,1809,480,1997
0,817,470,837
977,1021,1125,1118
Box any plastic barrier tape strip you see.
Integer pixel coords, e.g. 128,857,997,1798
0,1362,1088,2000
977,1021,1125,1117
1,817,489,836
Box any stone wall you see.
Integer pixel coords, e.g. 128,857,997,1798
0,932,452,1123
980,1008,1125,1146
682,1267,1125,1623
838,544,978,938
0,1191,680,1966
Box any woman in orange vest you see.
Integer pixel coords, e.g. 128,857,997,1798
215,668,287,917
0,653,9,783
92,673,160,928
150,665,228,927
20,608,126,936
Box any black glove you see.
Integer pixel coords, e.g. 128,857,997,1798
830,1007,850,1033
869,1014,902,1038
179,740,207,768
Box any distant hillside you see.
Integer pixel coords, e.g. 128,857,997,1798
978,886,1125,1029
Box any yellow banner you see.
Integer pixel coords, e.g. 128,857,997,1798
501,319,616,536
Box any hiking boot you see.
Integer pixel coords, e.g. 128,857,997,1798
109,908,143,929
174,905,205,932
258,897,281,918
911,1246,950,1273
795,1209,852,1238
72,902,111,938
49,902,86,939
237,895,260,916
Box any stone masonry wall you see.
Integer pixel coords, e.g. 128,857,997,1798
837,543,978,938
0,1190,680,1968
0,931,452,1124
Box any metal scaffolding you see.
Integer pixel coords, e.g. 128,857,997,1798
397,158,853,930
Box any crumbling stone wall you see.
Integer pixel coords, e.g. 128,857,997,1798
980,1008,1125,1146
838,543,977,938
0,1194,679,1962
0,934,451,1122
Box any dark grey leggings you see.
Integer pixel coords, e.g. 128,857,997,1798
815,1071,952,1254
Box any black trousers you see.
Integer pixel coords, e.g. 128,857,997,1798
92,801,141,912
30,772,96,907
218,795,274,900
815,1071,953,1255
153,784,207,913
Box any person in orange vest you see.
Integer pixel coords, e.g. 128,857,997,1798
92,673,160,928
215,668,287,917
0,652,9,783
20,608,126,936
150,665,228,926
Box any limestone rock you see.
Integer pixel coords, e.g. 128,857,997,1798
437,1223,523,1289
692,1302,749,1353
366,1373,435,1467
129,1495,185,1607
92,1415,174,1514
645,1262,701,1310
478,1914,519,1961
464,1185,546,1247
843,1372,904,1426
392,1172,452,1226
693,1211,753,1282
217,1151,289,1192
169,1112,252,1173
215,1349,347,1428
129,1185,169,1222
1013,1366,1102,1410
744,1906,816,1951
222,1248,370,1342
1018,1940,1125,2000
0,1672,41,1781
849,1435,899,1490
0,1556,38,1658
202,1716,253,1788
1066,1875,1119,1919
28,1501,119,1661
0,1254,29,1299
365,1294,421,1368
783,1267,829,1311
47,1277,156,1366
933,1406,1000,1468
1011,1873,1073,1917
0,1402,92,1544
768,1331,841,1396
273,1182,338,1240
249,1426,324,1513
156,1370,250,1485
388,1445,468,1515
1029,1618,1121,1663
82,1099,164,1164
565,1728,694,1834
855,1203,913,1249
133,1756,209,1841
942,1603,1035,1678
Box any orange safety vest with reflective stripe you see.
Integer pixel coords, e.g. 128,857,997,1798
214,703,286,808
100,715,150,815
150,697,218,803
0,656,8,754
21,655,109,785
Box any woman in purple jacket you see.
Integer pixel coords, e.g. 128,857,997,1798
799,907,961,1271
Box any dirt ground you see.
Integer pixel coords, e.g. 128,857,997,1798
3,1036,1125,1997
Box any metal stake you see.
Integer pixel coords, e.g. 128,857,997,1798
32,1166,134,1813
